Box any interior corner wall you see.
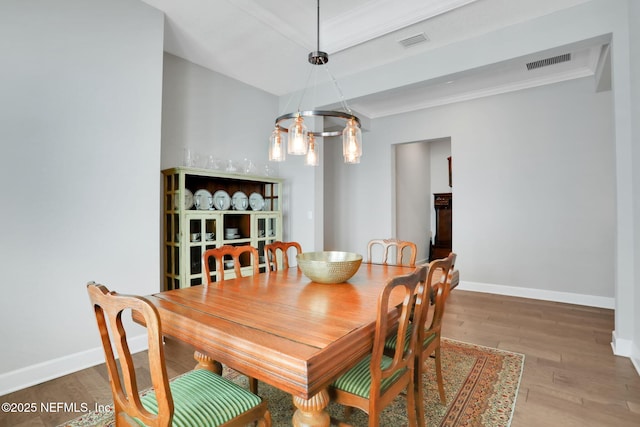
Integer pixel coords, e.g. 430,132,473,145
627,0,640,369
0,0,164,395
395,142,431,261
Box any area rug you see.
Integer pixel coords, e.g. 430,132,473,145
60,338,524,427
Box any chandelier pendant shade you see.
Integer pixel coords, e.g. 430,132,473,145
269,125,285,162
305,134,319,166
288,114,309,155
342,118,362,164
268,0,362,166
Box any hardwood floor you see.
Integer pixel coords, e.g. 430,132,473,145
1,290,639,426
444,291,640,427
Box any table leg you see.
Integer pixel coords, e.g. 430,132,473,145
292,389,330,427
193,350,222,375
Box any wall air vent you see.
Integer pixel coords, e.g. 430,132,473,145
398,33,429,48
526,53,571,70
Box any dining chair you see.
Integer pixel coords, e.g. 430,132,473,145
366,238,417,267
329,265,429,427
384,252,456,427
420,253,456,406
264,241,302,272
203,245,260,283
86,283,271,427
202,245,261,393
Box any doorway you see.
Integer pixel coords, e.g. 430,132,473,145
394,137,451,263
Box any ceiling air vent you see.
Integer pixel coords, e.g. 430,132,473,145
398,33,429,48
526,53,571,70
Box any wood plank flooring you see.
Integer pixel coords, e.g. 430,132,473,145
1,290,639,426
443,291,640,427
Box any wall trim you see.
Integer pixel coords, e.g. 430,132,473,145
457,280,615,309
611,332,640,376
0,334,148,397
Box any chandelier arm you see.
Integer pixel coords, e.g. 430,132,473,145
275,110,361,137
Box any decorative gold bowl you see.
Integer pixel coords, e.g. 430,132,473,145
296,251,363,284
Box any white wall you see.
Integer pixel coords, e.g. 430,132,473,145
627,0,640,371
0,0,164,395
395,141,432,261
324,124,394,252
326,77,615,305
160,54,277,171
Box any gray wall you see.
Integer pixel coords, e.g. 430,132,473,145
0,0,164,394
160,54,277,170
325,76,615,305
395,141,432,262
628,0,640,364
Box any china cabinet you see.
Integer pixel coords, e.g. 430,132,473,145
162,167,283,290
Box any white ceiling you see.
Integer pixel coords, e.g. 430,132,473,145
141,0,608,120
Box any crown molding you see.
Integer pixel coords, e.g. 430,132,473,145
322,0,478,53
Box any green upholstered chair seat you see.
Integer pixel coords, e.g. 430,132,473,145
332,354,408,398
135,369,263,427
384,324,437,352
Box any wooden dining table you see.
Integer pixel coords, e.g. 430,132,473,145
140,262,418,426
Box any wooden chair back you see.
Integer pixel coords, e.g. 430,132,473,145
414,252,456,416
330,265,428,426
421,252,456,335
87,283,272,426
372,265,428,392
203,245,259,283
264,241,302,272
87,283,173,426
367,238,417,267
201,245,262,393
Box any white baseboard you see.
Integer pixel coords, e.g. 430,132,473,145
611,331,640,376
611,331,633,356
632,354,640,377
0,334,148,397
456,280,615,309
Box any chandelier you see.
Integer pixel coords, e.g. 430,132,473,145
268,0,363,166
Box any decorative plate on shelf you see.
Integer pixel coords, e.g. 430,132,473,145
184,189,194,209
193,189,213,210
174,189,194,210
249,192,265,211
212,190,231,210
232,191,249,211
